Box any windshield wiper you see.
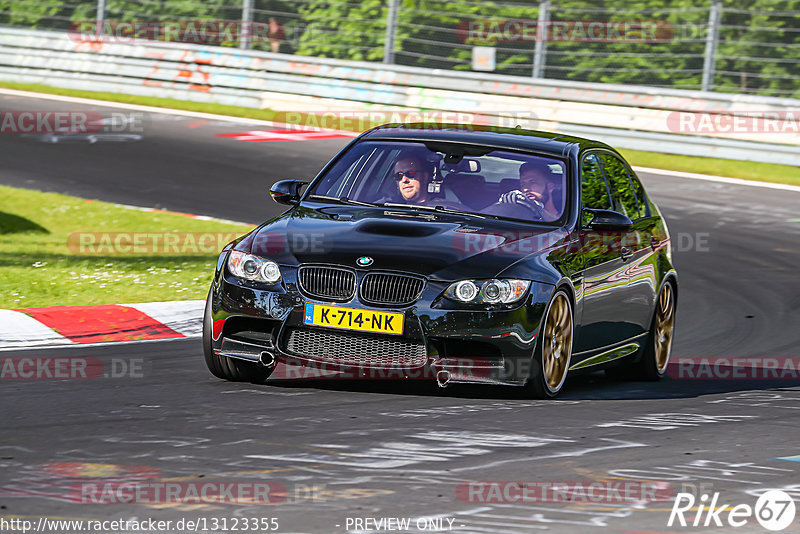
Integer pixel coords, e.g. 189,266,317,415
380,203,492,219
308,197,492,219
307,195,379,207
306,194,342,202
339,196,381,207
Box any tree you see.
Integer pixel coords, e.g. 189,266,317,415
296,0,387,61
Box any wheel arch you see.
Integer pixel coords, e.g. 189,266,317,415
662,271,678,301
653,270,678,324
552,276,577,308
632,270,677,365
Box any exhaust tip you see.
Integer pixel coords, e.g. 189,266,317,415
259,351,276,368
436,370,451,388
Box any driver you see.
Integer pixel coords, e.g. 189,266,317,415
498,161,561,220
392,152,436,204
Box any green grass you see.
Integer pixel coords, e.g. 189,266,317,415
2,81,798,187
619,148,800,186
0,185,251,308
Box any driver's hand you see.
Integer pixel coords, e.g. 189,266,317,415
523,190,545,204
499,189,544,210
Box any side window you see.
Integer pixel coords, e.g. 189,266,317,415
581,153,613,225
599,154,639,220
628,170,650,219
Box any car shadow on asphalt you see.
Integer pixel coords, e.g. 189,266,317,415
260,371,800,401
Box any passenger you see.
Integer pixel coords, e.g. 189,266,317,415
498,161,562,220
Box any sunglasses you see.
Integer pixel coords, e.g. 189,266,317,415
393,170,419,181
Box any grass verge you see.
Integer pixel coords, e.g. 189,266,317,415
2,81,798,186
0,185,251,308
620,149,800,186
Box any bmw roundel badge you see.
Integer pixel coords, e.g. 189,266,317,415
357,256,374,267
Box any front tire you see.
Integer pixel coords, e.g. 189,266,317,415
202,288,273,383
525,289,573,398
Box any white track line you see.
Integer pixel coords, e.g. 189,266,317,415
633,166,800,193
0,87,353,132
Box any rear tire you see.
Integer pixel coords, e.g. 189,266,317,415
202,288,273,383
606,281,676,381
524,289,573,398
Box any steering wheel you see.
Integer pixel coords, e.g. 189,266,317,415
481,200,542,221
516,196,546,221
496,190,547,220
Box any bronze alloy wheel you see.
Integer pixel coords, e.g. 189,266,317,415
541,291,574,393
654,283,676,373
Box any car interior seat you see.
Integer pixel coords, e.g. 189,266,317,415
442,173,490,210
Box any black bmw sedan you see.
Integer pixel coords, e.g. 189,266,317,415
203,124,677,398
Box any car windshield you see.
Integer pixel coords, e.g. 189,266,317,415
306,141,568,223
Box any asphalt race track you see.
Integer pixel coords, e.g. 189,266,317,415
2,92,800,533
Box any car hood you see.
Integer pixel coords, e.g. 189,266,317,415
237,203,568,281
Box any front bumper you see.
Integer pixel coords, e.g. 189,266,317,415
209,265,553,386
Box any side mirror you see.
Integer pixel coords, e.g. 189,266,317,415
584,209,633,231
269,180,308,205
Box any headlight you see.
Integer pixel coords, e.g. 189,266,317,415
227,250,281,283
444,279,530,305
454,280,478,301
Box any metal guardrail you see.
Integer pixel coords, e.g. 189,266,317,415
1,27,798,166
6,0,800,98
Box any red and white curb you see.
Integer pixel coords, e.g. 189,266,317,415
0,301,204,350
216,129,357,142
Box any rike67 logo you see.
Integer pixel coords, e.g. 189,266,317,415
669,490,796,531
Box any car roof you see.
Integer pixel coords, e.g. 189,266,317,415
361,123,616,159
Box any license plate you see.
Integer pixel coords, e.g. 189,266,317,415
303,303,403,335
